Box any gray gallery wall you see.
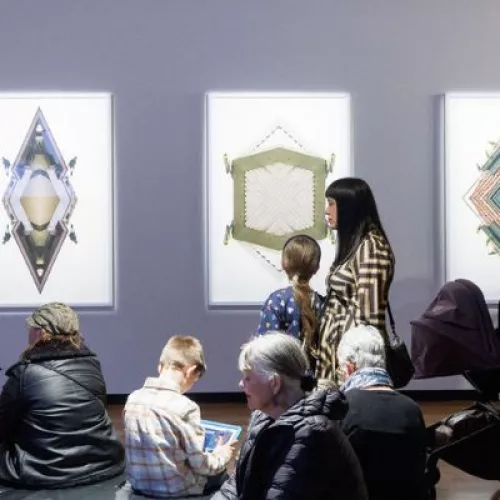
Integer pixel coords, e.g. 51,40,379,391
0,0,498,393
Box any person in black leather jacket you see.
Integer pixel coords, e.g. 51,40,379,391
212,332,368,500
0,302,124,489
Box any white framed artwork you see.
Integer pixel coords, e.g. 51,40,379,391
444,93,500,302
0,93,114,308
205,92,351,307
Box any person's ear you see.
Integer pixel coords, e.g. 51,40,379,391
269,374,282,396
185,364,199,381
346,361,356,376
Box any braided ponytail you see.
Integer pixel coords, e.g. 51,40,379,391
282,234,321,357
291,277,316,355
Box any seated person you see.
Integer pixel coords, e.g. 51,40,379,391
0,302,124,489
213,332,368,500
337,325,428,500
124,335,235,498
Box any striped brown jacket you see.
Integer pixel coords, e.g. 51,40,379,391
316,231,395,381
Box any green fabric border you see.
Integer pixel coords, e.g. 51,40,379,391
232,147,328,250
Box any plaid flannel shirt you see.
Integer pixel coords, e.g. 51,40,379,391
124,377,227,498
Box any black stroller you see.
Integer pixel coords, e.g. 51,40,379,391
411,279,500,499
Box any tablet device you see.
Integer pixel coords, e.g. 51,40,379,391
200,419,242,452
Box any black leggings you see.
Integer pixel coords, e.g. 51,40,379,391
203,471,229,495
131,470,229,498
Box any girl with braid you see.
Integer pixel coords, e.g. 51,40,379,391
256,235,323,363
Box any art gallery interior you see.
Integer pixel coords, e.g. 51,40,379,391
1,0,497,394
1,1,500,498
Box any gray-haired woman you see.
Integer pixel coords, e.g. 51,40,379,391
214,332,368,500
337,325,429,500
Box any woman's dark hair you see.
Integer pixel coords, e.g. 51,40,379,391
325,177,391,267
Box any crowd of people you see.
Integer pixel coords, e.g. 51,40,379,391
0,177,430,499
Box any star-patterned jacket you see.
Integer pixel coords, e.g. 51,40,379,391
256,286,324,340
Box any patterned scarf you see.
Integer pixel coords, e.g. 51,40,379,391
340,367,393,392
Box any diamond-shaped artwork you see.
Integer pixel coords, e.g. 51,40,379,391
443,93,500,302
466,144,500,256
2,108,77,292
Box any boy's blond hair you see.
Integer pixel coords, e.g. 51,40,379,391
159,335,206,377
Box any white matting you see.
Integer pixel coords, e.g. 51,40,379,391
0,93,114,308
444,93,500,302
205,92,351,306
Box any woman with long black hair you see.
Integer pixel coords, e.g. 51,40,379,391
316,177,395,382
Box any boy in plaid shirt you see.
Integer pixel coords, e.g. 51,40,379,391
124,335,235,498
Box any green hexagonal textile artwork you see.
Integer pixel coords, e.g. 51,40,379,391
230,146,328,251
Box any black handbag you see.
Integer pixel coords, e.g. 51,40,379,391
386,302,415,388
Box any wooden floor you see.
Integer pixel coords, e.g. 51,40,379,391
109,401,500,500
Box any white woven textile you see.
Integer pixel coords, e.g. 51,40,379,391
244,163,314,236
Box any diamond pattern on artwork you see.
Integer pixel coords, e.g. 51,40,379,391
2,108,77,292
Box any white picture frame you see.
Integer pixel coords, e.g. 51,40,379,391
0,92,114,308
444,93,500,302
205,92,352,307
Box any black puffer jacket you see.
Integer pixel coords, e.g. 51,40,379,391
214,389,368,500
0,340,124,489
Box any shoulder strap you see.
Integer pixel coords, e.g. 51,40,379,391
386,302,400,340
37,363,106,408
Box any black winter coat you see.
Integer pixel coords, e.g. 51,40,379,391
214,389,368,500
0,340,124,489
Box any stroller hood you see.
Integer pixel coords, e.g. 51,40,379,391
411,279,500,378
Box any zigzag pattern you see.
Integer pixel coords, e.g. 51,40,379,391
315,232,395,381
469,168,500,225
